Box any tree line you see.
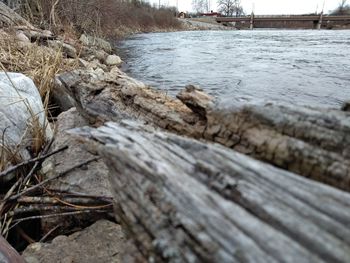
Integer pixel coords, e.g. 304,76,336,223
192,0,244,16
331,0,350,15
192,0,350,17
0,0,181,37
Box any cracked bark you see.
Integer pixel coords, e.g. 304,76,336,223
71,121,350,263
58,70,350,191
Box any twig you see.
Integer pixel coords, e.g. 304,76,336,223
0,145,68,179
44,189,113,202
8,157,98,201
1,139,55,211
16,226,35,244
17,196,112,207
18,161,40,193
8,210,108,231
0,178,21,213
39,224,61,242
21,137,55,188
8,205,105,216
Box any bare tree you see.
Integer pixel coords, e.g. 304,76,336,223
217,0,244,17
340,0,348,8
331,0,350,15
192,0,208,13
0,0,22,10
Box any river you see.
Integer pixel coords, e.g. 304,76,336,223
119,30,350,108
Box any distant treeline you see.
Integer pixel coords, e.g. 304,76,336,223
331,1,350,16
1,0,181,37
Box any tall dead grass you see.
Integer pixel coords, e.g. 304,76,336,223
0,34,76,104
0,33,77,170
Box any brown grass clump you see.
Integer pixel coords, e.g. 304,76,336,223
0,33,78,171
0,33,77,107
0,130,23,173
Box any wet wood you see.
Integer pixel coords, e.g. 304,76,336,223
73,121,350,263
59,69,350,191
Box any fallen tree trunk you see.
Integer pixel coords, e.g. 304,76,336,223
204,103,350,191
72,121,350,263
58,70,350,191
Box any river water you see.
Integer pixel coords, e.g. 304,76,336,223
119,30,350,108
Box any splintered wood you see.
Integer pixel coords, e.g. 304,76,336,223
61,70,350,191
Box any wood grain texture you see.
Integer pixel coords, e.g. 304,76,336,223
60,70,350,191
72,121,350,263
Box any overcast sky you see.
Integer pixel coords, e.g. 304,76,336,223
149,0,341,14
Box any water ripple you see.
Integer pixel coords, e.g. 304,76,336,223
119,30,350,108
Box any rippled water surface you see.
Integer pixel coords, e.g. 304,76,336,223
119,30,350,108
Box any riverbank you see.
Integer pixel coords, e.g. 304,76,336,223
181,18,236,30
111,18,236,39
1,3,350,262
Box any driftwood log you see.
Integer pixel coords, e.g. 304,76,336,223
58,70,350,191
72,121,350,263
0,2,32,28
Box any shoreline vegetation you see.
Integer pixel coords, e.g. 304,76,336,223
1,1,350,262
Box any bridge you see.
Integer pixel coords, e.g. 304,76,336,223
216,15,350,29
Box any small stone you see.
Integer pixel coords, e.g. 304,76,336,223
30,243,42,251
94,49,108,62
42,30,53,37
88,59,108,71
15,31,30,42
22,220,124,263
62,43,77,58
48,40,77,58
79,34,112,53
105,55,122,66
78,58,89,68
79,34,89,46
94,68,106,79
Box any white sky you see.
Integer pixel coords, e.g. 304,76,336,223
149,0,342,14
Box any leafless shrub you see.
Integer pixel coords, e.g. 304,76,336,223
17,0,181,37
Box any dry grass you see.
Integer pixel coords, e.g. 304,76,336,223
0,32,78,170
0,129,22,173
0,34,77,106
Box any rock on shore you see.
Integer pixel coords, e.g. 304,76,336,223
23,220,124,263
0,73,52,180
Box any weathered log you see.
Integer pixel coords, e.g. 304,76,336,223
72,121,350,263
59,69,350,191
0,2,32,28
205,103,350,191
0,235,25,263
56,69,205,137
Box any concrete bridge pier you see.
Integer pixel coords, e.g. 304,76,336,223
250,12,254,30
316,12,323,29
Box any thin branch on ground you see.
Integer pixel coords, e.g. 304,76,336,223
8,157,98,201
0,145,68,179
